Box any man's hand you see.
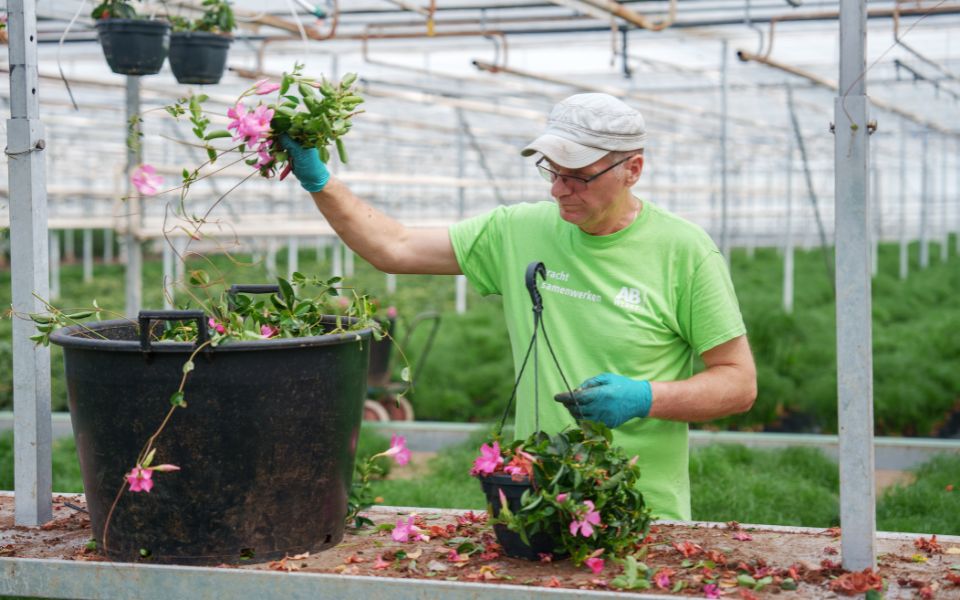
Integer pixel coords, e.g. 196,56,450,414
554,373,652,428
278,134,330,192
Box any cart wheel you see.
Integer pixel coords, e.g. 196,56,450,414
363,399,391,422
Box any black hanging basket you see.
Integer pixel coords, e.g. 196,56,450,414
480,473,565,560
49,310,372,565
95,19,171,76
168,31,233,85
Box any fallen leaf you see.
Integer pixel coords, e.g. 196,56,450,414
426,560,449,572
946,547,960,555
545,576,562,587
673,541,704,558
290,552,310,560
915,535,944,555
344,554,366,564
406,548,423,560
733,532,753,542
829,568,883,596
373,555,392,570
913,554,929,563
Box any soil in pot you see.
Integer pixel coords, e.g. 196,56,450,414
95,19,170,76
479,472,566,561
168,31,232,85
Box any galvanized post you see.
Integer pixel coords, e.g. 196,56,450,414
345,247,355,277
63,229,75,263
783,140,795,314
455,275,467,315
266,237,278,280
720,40,730,262
386,273,397,294
162,241,174,310
871,148,879,277
124,77,143,317
7,0,53,526
919,130,930,269
899,120,908,280
82,229,93,283
940,135,948,262
834,0,876,571
104,228,114,263
331,238,343,278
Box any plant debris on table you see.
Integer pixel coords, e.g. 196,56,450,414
2,495,960,598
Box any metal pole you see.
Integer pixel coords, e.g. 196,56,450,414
162,241,174,310
871,148,879,277
48,232,60,300
124,77,143,317
455,275,467,315
104,228,114,263
940,135,949,262
899,120,909,280
82,229,93,283
783,141,795,314
287,235,299,277
834,0,876,571
386,273,397,294
919,130,930,269
720,40,730,262
8,0,53,526
331,238,343,278
345,247,355,278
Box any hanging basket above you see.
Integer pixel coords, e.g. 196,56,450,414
95,19,170,76
168,31,233,85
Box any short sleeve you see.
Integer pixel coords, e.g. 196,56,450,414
448,206,509,296
676,251,746,355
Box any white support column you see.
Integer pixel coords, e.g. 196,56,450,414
331,238,343,278
783,142,795,314
455,275,468,315
315,237,326,263
898,120,909,280
719,40,730,262
82,229,93,283
940,136,949,262
870,150,879,277
162,241,175,310
8,0,53,526
266,237,278,280
63,228,75,263
124,77,143,317
48,232,60,300
919,131,930,269
834,0,876,571
386,273,397,295
345,247,355,278
287,235,299,277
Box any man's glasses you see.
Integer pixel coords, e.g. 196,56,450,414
536,155,637,188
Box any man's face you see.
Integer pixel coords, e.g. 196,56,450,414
541,154,642,232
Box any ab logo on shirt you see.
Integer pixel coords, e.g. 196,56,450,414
614,286,646,312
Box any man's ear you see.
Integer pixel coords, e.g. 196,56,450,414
625,155,644,186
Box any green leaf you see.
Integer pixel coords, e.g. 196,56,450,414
204,129,232,140
65,310,94,320
865,591,882,600
142,448,156,468
170,391,186,408
85,538,97,551
182,361,195,374
278,277,296,309
736,574,756,587
780,578,798,591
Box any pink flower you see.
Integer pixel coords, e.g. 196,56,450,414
208,317,225,334
385,306,398,319
126,466,153,493
373,555,392,569
391,516,428,543
703,583,721,599
374,434,411,466
470,441,504,476
585,557,605,574
253,79,280,95
226,102,275,148
149,464,181,472
733,531,753,541
260,324,278,338
653,567,674,590
131,164,163,196
556,493,568,503
569,500,601,538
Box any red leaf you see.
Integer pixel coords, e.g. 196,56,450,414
828,568,883,596
673,540,704,558
945,572,960,586
915,535,944,555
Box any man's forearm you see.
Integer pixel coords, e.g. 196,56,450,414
647,364,757,422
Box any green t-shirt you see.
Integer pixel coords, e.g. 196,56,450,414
449,200,746,520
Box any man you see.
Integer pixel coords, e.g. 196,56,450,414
281,93,756,520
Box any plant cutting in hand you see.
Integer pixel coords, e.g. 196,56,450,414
471,420,652,567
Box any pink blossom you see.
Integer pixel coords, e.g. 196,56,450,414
569,500,601,538
653,568,673,589
733,531,753,541
260,324,278,338
126,466,153,493
149,464,181,472
703,583,721,599
556,493,568,503
226,102,275,148
131,164,163,196
470,441,504,476
585,557,605,574
253,79,281,95
385,306,398,319
254,141,274,169
208,317,226,334
374,434,411,466
391,515,428,543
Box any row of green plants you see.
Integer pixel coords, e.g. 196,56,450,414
1,239,958,437
3,429,957,535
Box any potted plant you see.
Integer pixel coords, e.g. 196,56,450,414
26,67,371,565
92,1,171,76
471,421,653,567
167,0,235,85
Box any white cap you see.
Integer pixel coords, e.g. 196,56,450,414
521,93,647,168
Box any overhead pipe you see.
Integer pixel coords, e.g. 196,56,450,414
892,0,960,84
575,0,677,32
737,49,958,135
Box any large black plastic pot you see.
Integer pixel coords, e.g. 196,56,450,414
168,31,232,85
95,19,170,76
50,312,372,565
480,472,565,560
366,317,395,387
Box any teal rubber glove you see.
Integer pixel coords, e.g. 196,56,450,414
554,373,652,428
278,134,330,192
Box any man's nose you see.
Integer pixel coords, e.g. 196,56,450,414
551,175,574,196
